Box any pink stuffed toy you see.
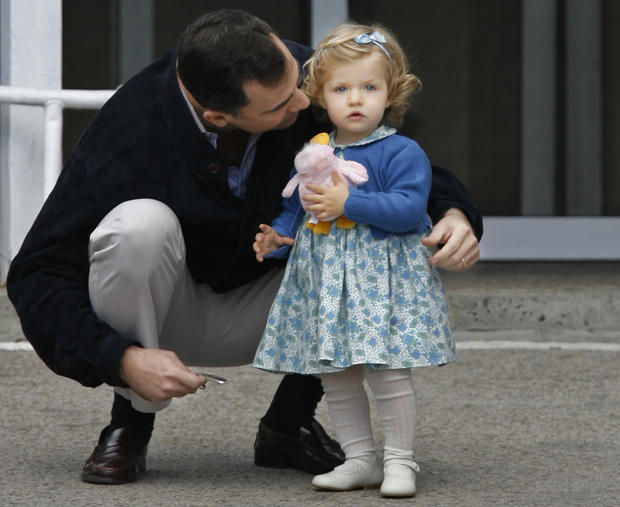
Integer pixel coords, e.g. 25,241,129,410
282,139,368,225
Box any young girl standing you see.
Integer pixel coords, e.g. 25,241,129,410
253,23,456,498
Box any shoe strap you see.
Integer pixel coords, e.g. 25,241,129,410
384,458,420,473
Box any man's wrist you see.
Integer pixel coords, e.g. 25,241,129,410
443,207,467,220
118,345,142,387
438,204,483,241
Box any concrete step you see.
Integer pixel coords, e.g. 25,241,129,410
2,262,619,343
441,262,620,338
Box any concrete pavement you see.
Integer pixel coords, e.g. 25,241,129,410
1,262,619,506
2,345,618,506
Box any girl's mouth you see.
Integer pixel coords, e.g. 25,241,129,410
347,112,365,121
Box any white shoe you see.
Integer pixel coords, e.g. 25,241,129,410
380,459,420,498
312,458,383,491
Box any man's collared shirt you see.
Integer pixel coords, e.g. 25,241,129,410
179,82,260,198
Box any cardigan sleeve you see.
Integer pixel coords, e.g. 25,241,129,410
265,180,307,259
344,142,431,233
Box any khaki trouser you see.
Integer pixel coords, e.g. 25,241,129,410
88,199,283,412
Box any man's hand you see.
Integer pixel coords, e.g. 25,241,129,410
422,208,480,271
253,224,295,262
119,346,205,403
303,171,349,220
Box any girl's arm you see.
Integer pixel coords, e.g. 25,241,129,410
260,185,306,259
344,143,431,233
253,224,295,262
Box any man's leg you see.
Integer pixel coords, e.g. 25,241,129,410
254,373,344,474
84,199,340,481
154,250,344,474
83,199,187,483
261,374,323,435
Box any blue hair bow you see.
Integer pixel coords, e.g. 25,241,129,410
353,31,391,61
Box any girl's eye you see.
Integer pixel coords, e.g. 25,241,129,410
364,84,376,91
335,86,346,93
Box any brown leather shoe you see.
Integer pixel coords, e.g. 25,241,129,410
81,426,149,484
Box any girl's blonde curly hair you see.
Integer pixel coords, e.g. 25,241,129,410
304,23,421,128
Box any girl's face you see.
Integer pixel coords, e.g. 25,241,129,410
319,53,391,145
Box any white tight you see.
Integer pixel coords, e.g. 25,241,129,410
320,365,416,463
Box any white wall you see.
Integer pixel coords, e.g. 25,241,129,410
0,0,61,282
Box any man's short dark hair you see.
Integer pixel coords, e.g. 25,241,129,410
177,9,287,113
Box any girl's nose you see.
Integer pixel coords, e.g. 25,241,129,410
348,89,362,105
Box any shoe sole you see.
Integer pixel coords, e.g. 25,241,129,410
81,450,146,485
381,491,417,498
380,485,417,498
312,483,381,492
80,472,138,485
255,454,331,475
255,451,341,475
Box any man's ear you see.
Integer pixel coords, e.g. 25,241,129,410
202,109,233,128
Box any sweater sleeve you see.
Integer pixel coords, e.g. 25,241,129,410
265,180,306,259
344,142,431,233
428,165,483,240
6,157,139,388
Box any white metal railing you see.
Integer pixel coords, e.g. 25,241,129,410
0,85,115,195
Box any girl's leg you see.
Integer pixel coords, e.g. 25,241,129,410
365,367,420,498
364,367,417,458
320,365,375,462
311,365,382,490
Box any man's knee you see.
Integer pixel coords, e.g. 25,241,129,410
89,199,185,278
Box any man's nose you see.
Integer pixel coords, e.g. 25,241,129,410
289,89,310,112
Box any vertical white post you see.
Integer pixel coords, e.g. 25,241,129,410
43,100,63,196
0,0,62,281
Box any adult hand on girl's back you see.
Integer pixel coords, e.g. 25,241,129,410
422,208,480,271
253,224,295,262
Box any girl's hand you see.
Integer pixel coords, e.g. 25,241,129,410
303,171,349,220
253,224,295,262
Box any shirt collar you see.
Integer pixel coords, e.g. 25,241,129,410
330,125,397,149
177,79,263,153
178,80,208,136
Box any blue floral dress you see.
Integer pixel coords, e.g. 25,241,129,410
253,130,456,375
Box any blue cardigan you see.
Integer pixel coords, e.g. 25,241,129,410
269,134,432,258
